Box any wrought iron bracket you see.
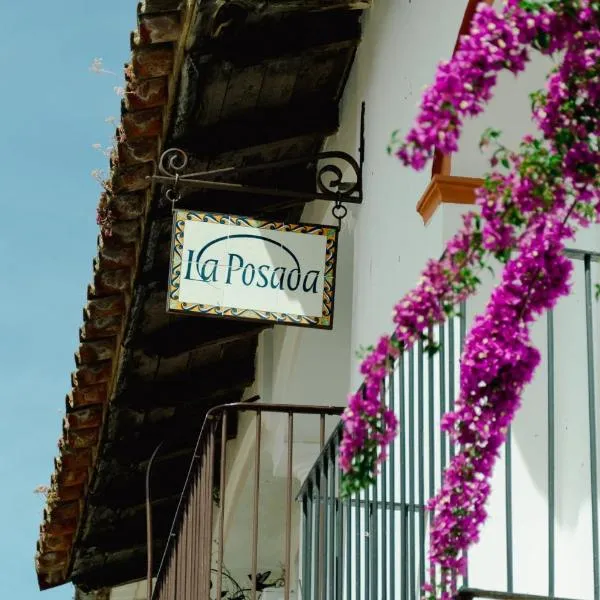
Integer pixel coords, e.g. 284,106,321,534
151,102,365,218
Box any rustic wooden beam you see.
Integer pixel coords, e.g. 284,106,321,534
71,540,167,592
78,495,180,552
191,10,361,64
173,96,339,152
134,316,266,358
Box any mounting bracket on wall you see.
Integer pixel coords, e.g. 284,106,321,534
151,102,365,223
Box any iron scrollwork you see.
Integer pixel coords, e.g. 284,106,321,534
151,102,366,218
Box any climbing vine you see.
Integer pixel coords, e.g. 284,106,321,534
339,1,599,598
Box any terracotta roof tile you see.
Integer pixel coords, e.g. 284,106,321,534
35,1,186,587
131,45,174,79
67,383,110,410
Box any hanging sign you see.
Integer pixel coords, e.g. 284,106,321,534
168,211,338,329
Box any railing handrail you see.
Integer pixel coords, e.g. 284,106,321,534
151,400,344,598
564,247,600,262
297,422,343,501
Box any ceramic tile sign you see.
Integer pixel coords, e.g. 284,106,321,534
168,211,338,329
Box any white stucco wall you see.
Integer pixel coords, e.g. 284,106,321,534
222,0,600,598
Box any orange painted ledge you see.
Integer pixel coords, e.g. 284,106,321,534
417,175,484,224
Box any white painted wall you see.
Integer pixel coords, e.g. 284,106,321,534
221,0,600,598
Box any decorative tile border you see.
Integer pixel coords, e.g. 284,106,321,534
168,211,339,329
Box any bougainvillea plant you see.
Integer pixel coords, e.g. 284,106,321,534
339,1,599,598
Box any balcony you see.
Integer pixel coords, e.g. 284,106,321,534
150,403,343,600
298,249,599,600
149,250,599,600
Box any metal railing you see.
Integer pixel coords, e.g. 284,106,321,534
297,305,466,600
151,402,344,600
298,249,600,600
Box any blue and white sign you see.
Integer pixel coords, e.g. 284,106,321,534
168,211,338,329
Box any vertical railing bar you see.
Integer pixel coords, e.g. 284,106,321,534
182,501,190,600
323,452,330,600
418,339,426,591
285,412,294,600
315,465,322,600
193,469,200,600
428,325,436,595
399,358,406,600
428,326,436,502
205,423,216,599
307,480,314,600
189,469,198,600
364,473,370,600
184,464,194,600
197,433,206,600
584,253,600,600
389,367,397,600
302,494,309,600
203,437,211,598
319,414,325,600
181,483,190,600
328,444,336,600
440,323,447,473
344,454,358,598
459,301,466,349
346,466,352,600
506,428,514,593
547,311,555,599
370,466,377,600
371,383,381,600
199,465,205,600
327,444,337,600
216,411,228,600
172,542,178,600
409,349,416,600
382,375,389,600
449,316,456,462
459,301,468,588
251,413,262,600
190,462,199,594
335,437,343,600
355,485,361,600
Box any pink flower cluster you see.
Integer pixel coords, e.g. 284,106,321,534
429,217,573,578
339,213,484,488
340,0,599,597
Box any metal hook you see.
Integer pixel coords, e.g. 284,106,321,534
332,200,347,229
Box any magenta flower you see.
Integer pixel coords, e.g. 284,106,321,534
341,1,600,598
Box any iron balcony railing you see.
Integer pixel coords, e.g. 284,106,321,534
298,249,600,600
151,402,343,600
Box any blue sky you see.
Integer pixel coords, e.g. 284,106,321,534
0,2,133,597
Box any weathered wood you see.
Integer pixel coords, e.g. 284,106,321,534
39,0,368,590
79,495,180,551
72,540,167,592
176,100,338,153
258,57,300,108
135,315,265,357
192,61,231,126
221,63,265,119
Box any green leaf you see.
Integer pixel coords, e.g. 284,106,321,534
355,344,375,359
